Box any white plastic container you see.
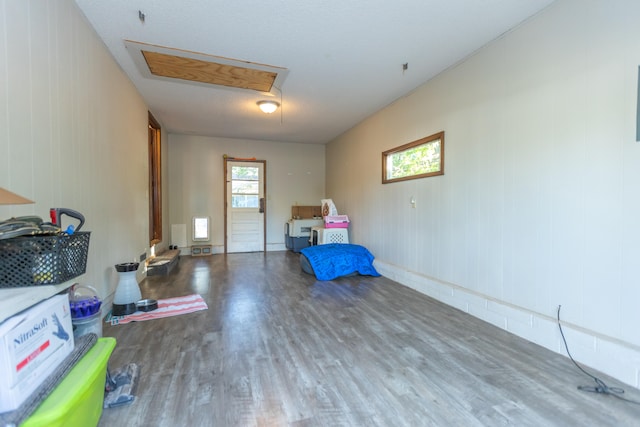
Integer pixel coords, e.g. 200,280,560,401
72,310,102,339
68,284,103,339
112,263,141,316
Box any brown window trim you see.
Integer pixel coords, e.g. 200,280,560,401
382,131,444,184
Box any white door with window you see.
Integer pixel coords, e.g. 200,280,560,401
226,161,265,253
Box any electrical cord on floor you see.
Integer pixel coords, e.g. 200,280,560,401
557,305,640,405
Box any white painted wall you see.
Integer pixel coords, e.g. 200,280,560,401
168,134,325,252
3,0,638,392
0,0,155,303
327,0,640,388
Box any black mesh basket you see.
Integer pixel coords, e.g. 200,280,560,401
0,231,90,288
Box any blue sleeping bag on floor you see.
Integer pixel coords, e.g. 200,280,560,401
300,243,381,281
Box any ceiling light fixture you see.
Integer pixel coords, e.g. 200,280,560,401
257,100,280,114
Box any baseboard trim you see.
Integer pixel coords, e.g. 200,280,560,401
374,259,640,390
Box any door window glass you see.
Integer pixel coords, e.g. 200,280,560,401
231,166,259,208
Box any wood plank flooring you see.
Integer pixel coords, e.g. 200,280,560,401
98,251,640,426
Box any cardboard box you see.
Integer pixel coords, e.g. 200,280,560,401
0,293,74,413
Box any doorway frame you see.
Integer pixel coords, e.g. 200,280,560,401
223,157,267,254
148,112,162,246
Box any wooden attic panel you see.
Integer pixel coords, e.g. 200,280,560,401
141,50,277,92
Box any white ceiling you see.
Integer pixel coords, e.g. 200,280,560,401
74,0,556,144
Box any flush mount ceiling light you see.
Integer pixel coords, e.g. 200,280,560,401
257,100,280,114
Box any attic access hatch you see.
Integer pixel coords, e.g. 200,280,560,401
125,40,288,94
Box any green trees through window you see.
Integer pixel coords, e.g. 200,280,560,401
382,131,444,184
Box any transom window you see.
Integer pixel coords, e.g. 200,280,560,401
382,131,444,184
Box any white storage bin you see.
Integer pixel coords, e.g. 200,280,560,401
309,227,349,245
288,219,324,237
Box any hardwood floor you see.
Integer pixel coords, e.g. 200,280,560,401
98,251,640,426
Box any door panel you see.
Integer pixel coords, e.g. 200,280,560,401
226,161,265,253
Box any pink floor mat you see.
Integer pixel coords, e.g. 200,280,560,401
107,294,208,325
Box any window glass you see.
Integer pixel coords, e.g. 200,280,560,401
382,131,444,183
232,181,259,194
231,166,260,208
232,166,258,181
193,217,209,241
232,195,259,208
